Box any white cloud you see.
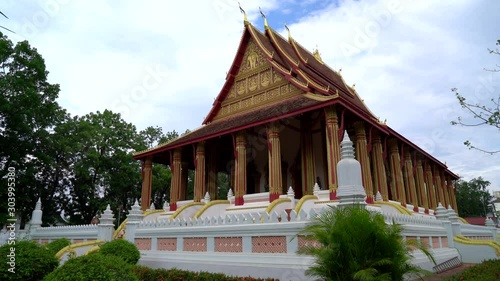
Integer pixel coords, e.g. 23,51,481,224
3,0,499,190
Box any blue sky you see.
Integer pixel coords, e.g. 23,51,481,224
3,0,499,192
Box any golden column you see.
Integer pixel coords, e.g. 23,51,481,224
433,166,444,207
301,119,316,195
441,172,450,208
371,132,389,201
206,145,218,200
193,142,206,202
424,162,436,211
447,177,458,211
324,106,341,200
267,121,283,202
169,148,182,211
234,131,247,205
415,158,430,214
388,138,406,206
403,150,419,212
354,121,374,203
140,156,153,211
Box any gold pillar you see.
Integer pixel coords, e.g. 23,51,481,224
403,150,419,212
324,106,341,200
267,121,282,202
388,139,406,206
169,149,182,211
371,132,388,201
448,178,458,211
441,171,449,208
415,158,429,213
301,118,315,196
433,166,444,207
234,131,247,205
354,121,374,203
424,162,436,211
194,142,206,202
140,157,153,211
206,145,218,200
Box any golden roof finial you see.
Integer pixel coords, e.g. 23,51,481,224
285,23,292,41
259,7,268,29
312,45,324,64
383,119,387,124
352,83,356,89
238,2,248,25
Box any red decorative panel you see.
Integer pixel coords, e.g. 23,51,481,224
158,238,177,251
41,239,49,245
73,239,83,244
432,237,440,249
441,236,448,248
420,237,430,248
215,237,243,252
252,236,287,253
183,237,207,252
298,236,321,250
135,238,152,250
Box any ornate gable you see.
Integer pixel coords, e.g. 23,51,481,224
212,39,303,121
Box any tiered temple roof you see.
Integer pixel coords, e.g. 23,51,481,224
133,20,458,180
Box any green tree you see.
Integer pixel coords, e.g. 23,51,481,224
58,110,143,224
298,205,434,281
455,177,492,217
452,39,499,154
0,32,66,226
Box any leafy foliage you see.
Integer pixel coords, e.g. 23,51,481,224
0,241,58,281
45,237,71,255
446,259,500,281
43,253,138,281
455,177,492,217
0,31,66,226
298,205,434,281
132,266,278,281
452,39,499,154
99,239,140,265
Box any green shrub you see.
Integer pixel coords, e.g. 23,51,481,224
99,239,140,264
0,240,59,281
298,205,434,281
43,254,138,281
446,259,500,281
132,266,279,281
45,238,71,255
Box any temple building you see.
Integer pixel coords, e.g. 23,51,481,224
133,15,459,215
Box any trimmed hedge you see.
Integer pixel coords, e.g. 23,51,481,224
446,259,500,281
0,240,58,281
99,239,140,264
43,253,138,281
132,266,279,281
45,238,71,255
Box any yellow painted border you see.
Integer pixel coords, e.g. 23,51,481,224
83,245,101,256
113,219,128,239
454,235,500,256
226,205,269,211
194,200,230,218
294,195,318,214
56,240,105,259
374,201,413,216
265,198,291,214
170,202,205,220
458,217,469,224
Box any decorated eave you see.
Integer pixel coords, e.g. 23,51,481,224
132,19,457,180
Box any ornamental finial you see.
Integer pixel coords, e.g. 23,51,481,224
312,46,324,64
259,7,268,29
285,23,292,41
238,2,248,25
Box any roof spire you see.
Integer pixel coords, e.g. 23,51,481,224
259,7,269,29
285,23,292,41
238,2,249,25
312,45,324,64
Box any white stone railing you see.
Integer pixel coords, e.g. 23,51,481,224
460,223,494,239
384,212,443,227
30,224,99,242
